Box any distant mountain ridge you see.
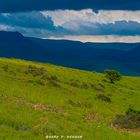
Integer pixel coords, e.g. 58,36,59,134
0,31,140,75
29,37,140,51
29,37,140,62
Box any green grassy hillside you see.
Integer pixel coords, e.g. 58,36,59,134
0,58,140,140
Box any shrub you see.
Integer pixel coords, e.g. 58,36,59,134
98,83,105,89
126,108,140,115
2,65,9,72
91,83,105,92
41,74,59,82
68,99,82,107
69,81,80,88
49,75,58,81
98,84,105,92
114,108,140,129
68,99,92,108
10,70,16,76
104,69,122,84
80,83,89,89
25,65,47,76
50,80,61,88
36,79,45,86
85,112,97,122
96,94,111,103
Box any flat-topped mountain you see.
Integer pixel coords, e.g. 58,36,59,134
0,31,140,75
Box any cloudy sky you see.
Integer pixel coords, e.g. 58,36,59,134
0,0,140,42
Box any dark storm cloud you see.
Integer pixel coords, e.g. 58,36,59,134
0,12,55,30
0,12,68,37
0,12,140,37
0,0,140,13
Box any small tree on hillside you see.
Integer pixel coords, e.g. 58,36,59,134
104,70,122,84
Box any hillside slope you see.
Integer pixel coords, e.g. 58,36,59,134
0,58,140,140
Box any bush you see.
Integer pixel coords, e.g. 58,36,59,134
49,75,58,81
85,112,97,122
50,80,61,88
126,108,140,115
36,79,45,86
114,108,140,129
104,70,122,84
42,75,58,81
68,99,92,108
96,94,111,103
69,81,80,88
2,65,9,72
25,65,47,76
91,83,105,92
80,83,89,89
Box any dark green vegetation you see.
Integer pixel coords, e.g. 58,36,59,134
104,70,122,84
0,58,140,140
96,94,112,103
114,108,140,129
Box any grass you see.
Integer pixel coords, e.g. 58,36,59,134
0,58,140,139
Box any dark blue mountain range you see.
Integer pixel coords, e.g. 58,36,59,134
0,31,140,75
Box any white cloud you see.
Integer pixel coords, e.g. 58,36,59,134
0,24,12,31
42,9,140,26
48,35,140,43
1,10,140,42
